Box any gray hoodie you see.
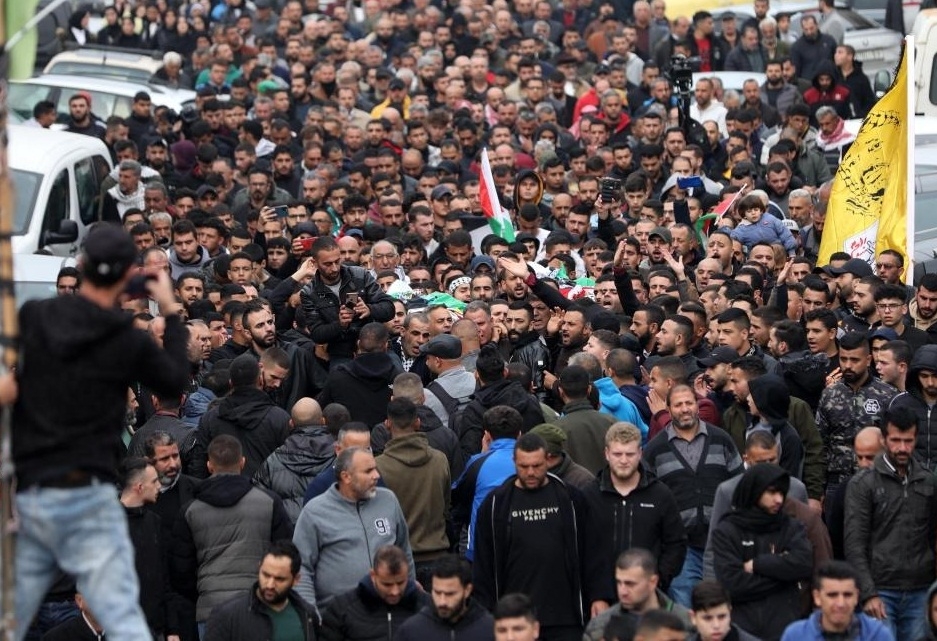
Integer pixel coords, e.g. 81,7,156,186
292,484,414,613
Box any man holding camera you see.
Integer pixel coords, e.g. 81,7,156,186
11,225,190,640
301,235,396,367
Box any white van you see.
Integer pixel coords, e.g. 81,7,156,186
9,125,113,256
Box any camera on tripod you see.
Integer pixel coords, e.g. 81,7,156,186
668,54,701,94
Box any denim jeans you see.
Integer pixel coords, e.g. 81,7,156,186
24,600,78,641
15,481,153,641
667,546,703,608
879,588,927,640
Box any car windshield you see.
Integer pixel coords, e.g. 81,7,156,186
10,169,41,236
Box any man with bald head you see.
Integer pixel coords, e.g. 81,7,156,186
254,397,335,524
451,318,481,373
826,426,883,560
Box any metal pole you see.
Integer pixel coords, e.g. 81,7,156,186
0,2,19,636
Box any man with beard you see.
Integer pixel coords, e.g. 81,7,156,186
203,541,317,639
816,332,896,501
647,315,701,381
910,273,937,335
241,300,323,411
842,275,883,334
768,319,829,412
293,447,415,612
505,302,551,400
395,555,495,641
630,304,665,362
760,60,801,119
643,384,744,607
845,406,937,640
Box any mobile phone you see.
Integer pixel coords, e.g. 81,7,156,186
273,205,289,218
125,272,157,300
600,177,622,202
345,292,359,307
297,237,315,252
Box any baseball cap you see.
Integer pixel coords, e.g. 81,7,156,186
698,346,740,368
721,11,736,20
196,184,218,198
293,222,318,236
389,78,407,91
530,423,567,455
431,185,456,200
81,224,138,285
594,63,611,75
869,327,899,342
420,334,463,359
781,218,800,233
828,258,874,277
471,256,496,273
555,52,577,66
649,227,672,244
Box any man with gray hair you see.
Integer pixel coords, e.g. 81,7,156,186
293,446,415,615
101,159,146,222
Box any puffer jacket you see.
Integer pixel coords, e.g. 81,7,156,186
594,377,648,442
845,453,937,601
253,426,335,524
300,265,395,361
455,379,544,458
395,599,494,641
320,575,429,641
889,345,937,469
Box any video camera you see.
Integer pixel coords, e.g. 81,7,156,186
668,54,708,149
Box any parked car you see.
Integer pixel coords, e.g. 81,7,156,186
845,0,919,33
14,255,73,308
44,47,164,86
8,125,113,256
7,74,195,125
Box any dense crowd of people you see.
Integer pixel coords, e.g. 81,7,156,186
12,0,931,640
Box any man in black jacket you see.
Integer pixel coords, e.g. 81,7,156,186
301,235,396,365
119,457,181,640
396,554,495,641
320,545,429,641
204,540,317,641
317,322,402,426
11,225,190,639
455,344,544,458
584,423,687,605
473,433,604,641
192,353,292,478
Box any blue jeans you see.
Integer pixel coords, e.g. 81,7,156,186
879,588,927,640
15,481,153,641
668,546,703,608
24,600,78,641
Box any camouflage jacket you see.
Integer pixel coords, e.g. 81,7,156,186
816,377,898,486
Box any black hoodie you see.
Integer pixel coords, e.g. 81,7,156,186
748,375,805,480
13,296,189,487
454,379,545,458
317,352,402,426
194,387,292,479
889,344,937,469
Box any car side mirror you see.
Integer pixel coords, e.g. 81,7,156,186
873,70,892,98
43,219,78,246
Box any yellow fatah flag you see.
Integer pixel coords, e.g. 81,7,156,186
818,40,911,267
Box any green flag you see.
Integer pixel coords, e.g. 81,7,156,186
6,0,44,80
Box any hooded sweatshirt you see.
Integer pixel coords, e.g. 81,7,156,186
890,344,937,469
748,375,805,479
512,169,550,220
293,485,415,612
376,432,451,558
316,352,401,426
594,377,649,442
253,426,335,524
168,244,211,279
195,387,292,479
455,379,545,457
13,296,189,488
321,574,430,641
